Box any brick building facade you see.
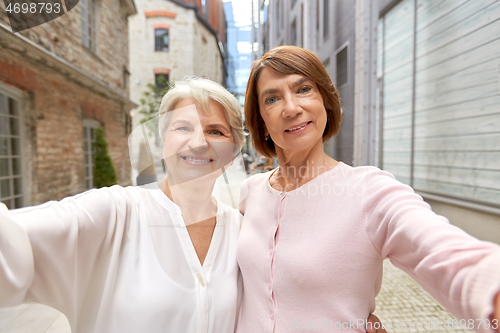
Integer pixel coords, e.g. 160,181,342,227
0,0,137,208
128,0,227,182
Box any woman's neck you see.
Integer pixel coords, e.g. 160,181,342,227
272,139,338,191
159,178,217,226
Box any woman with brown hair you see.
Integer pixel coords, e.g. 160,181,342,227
237,45,500,332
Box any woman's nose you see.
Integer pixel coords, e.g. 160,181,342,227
188,128,208,149
282,95,302,118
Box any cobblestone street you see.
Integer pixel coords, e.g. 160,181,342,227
374,261,473,333
0,260,479,332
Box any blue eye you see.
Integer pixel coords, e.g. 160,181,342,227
176,126,191,132
266,96,278,104
208,129,223,136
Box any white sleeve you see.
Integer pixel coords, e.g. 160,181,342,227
0,204,34,306
0,186,131,322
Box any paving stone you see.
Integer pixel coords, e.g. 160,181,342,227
374,261,474,332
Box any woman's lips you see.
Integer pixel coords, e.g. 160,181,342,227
284,121,312,134
181,155,214,166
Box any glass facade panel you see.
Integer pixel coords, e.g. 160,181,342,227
12,158,21,175
0,115,8,135
11,138,20,156
14,177,22,195
8,98,17,116
10,118,19,136
0,137,7,156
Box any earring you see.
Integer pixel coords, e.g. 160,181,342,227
265,134,270,140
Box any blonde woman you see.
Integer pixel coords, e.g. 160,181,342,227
0,78,245,333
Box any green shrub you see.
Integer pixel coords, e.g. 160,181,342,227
138,78,170,124
93,127,117,188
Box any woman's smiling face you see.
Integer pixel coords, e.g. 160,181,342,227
257,68,328,155
162,98,236,184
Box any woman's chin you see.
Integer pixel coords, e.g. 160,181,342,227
168,169,220,186
277,135,324,155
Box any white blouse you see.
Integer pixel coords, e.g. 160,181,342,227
0,184,242,333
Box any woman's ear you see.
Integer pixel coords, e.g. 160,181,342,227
264,126,270,140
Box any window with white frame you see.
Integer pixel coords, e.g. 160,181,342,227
83,119,100,189
0,92,23,209
81,0,97,52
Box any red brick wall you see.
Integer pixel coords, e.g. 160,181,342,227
0,0,132,97
0,49,132,204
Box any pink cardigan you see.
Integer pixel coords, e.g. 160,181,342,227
236,162,500,333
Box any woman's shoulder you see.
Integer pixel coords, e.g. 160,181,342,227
244,169,275,185
214,199,243,232
334,162,397,183
240,169,275,194
216,200,243,219
325,163,417,200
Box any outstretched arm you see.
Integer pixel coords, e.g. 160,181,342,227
362,169,500,333
0,203,34,306
0,187,127,318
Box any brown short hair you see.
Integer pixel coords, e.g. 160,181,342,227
244,46,342,157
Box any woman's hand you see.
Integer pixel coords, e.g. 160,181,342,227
366,313,388,333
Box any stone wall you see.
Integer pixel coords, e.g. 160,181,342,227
192,17,222,81
128,0,225,183
129,0,224,108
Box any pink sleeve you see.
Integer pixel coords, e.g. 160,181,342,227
363,170,500,332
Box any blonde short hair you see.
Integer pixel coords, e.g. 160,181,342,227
158,77,245,147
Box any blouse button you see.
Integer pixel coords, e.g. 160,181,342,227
268,283,272,290
270,312,274,320
196,273,206,287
